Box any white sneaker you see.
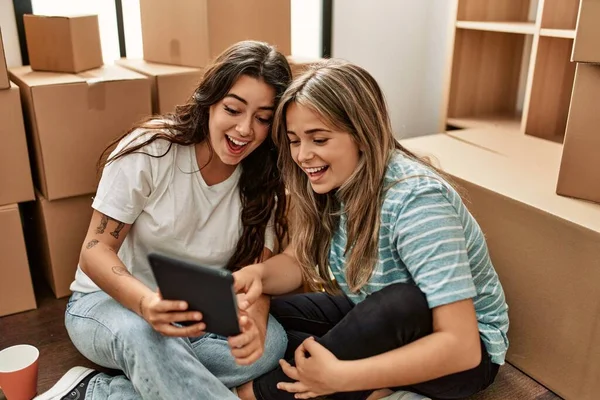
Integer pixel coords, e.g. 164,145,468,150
35,366,99,400
381,390,432,400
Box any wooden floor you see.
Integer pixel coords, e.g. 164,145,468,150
0,278,562,400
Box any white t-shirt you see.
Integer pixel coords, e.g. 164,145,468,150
70,129,274,293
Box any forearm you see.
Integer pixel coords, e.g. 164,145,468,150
342,331,481,391
246,294,270,331
80,239,153,316
260,251,303,295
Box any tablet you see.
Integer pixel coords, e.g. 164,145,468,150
147,252,241,337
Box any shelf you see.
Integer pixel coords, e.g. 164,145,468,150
540,0,580,29
447,115,521,131
456,21,536,34
525,36,576,143
457,0,534,22
540,28,576,39
448,29,530,120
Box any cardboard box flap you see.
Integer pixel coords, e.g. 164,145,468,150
78,65,149,83
403,132,600,233
0,204,19,213
10,65,148,87
26,14,97,20
116,58,202,77
10,65,85,87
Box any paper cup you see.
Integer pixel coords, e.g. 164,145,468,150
0,345,39,400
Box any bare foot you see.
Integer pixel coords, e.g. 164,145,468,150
367,388,394,400
237,381,256,400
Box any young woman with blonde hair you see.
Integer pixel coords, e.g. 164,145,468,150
234,59,509,400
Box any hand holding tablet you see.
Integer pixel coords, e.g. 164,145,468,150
147,252,242,337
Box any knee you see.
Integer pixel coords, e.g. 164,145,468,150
111,314,162,356
361,283,432,330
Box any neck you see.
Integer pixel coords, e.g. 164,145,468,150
195,142,237,186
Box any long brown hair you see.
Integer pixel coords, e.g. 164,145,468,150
100,41,291,271
272,59,448,293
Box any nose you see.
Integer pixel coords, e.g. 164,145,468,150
236,116,253,137
297,142,314,163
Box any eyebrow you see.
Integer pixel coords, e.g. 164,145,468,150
287,128,332,135
224,93,274,110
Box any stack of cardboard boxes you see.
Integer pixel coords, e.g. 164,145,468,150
0,28,37,317
556,0,600,204
8,15,152,299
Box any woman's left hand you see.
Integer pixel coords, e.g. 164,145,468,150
277,337,345,399
228,314,265,366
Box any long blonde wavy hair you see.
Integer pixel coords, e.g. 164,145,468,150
272,59,431,294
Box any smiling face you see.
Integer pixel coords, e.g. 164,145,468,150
285,102,361,194
208,75,276,166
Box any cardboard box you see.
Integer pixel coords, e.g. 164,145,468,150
25,192,94,298
140,0,291,67
116,58,202,114
402,132,600,400
9,65,152,201
557,63,600,204
0,204,36,316
24,14,103,73
0,28,9,89
0,83,35,206
572,0,600,63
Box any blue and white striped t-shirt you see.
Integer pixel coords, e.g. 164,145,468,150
329,151,509,365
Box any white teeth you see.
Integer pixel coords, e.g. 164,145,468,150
227,135,248,146
306,166,327,173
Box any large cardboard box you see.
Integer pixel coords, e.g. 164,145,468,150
9,65,152,201
140,0,291,67
26,192,94,298
0,204,36,317
0,83,35,207
402,132,600,400
116,58,202,114
0,28,9,89
572,0,600,63
24,14,103,73
557,63,600,204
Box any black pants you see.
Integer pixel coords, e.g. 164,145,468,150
253,283,499,400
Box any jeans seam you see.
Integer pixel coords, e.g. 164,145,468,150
66,308,118,337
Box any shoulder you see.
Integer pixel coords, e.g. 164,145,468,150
111,119,182,160
382,152,454,208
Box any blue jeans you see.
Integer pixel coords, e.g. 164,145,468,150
65,291,287,399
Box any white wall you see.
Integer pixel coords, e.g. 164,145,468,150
0,0,22,67
291,0,322,58
332,0,454,138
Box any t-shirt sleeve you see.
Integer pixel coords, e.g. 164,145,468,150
392,181,477,308
92,134,155,224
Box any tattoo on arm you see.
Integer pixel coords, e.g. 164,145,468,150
96,214,125,238
112,266,132,277
96,215,108,234
138,295,146,317
86,239,99,249
110,222,125,239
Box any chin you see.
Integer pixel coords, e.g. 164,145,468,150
310,183,334,195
